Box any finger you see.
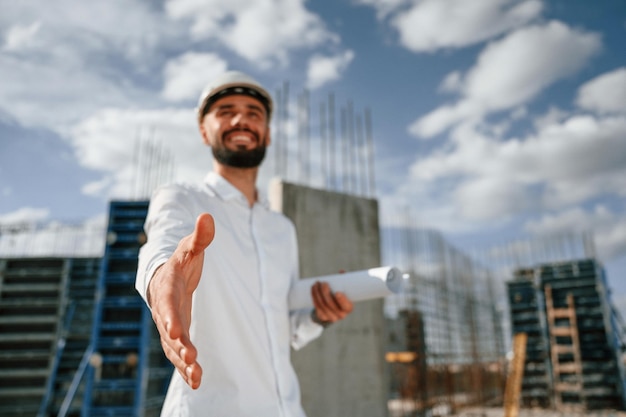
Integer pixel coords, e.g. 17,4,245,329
168,352,203,390
185,363,202,389
319,282,343,311
173,214,214,267
150,286,197,361
161,335,203,389
333,292,354,313
156,315,196,363
191,213,215,253
330,292,353,320
165,321,199,366
311,282,331,312
151,286,185,340
312,282,340,322
161,336,188,369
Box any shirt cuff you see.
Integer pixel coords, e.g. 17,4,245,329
291,309,324,350
136,256,168,307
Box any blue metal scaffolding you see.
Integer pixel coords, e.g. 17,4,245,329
81,201,171,416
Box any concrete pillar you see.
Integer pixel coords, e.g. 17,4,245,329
270,180,388,417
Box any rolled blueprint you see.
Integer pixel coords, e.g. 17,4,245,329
288,266,403,310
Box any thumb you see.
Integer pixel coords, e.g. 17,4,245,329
191,213,215,253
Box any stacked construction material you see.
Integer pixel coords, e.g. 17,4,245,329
540,259,626,410
42,257,101,416
507,268,552,408
507,258,626,412
0,258,69,416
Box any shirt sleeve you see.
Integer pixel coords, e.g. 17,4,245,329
290,308,324,350
135,184,196,305
286,221,324,350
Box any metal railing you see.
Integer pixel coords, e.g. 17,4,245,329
58,344,95,417
37,301,77,416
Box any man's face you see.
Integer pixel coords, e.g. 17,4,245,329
199,95,271,168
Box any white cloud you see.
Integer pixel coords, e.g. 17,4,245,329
532,106,569,130
0,1,180,64
465,21,598,110
0,50,143,130
0,207,50,223
82,176,113,197
0,1,176,130
2,21,42,51
69,107,210,199
392,0,542,53
525,206,600,235
439,71,463,93
165,0,337,67
525,205,626,261
306,50,355,89
402,111,626,229
410,21,601,138
576,67,626,114
454,175,533,221
410,101,479,139
66,105,301,202
0,1,343,133
162,52,229,102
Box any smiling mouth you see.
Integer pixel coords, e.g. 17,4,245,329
229,134,254,145
224,129,258,146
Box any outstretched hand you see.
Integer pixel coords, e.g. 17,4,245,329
147,213,215,389
311,281,354,325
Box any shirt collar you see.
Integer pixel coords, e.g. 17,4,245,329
203,171,269,209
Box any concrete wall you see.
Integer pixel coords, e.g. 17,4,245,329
270,180,388,417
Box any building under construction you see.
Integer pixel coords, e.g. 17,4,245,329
1,195,512,417
383,226,506,417
2,83,625,415
507,258,626,412
2,202,626,416
0,201,172,416
380,221,626,416
0,176,390,417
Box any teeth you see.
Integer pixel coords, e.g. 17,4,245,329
230,134,252,143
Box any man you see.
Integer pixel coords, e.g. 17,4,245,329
136,70,354,416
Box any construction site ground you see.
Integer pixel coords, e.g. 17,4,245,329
389,400,626,417
455,407,626,417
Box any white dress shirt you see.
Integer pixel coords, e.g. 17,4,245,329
136,172,323,417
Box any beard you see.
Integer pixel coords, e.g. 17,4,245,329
212,145,266,168
211,129,267,168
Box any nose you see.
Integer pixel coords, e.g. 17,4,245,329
230,113,247,127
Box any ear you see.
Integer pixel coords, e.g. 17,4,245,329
199,122,211,146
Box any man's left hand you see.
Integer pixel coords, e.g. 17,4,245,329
311,281,354,326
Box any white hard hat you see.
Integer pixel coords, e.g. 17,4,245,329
196,70,273,123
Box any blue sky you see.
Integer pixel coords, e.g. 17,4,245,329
1,1,625,313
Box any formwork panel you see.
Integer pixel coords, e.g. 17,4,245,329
508,258,626,411
507,272,553,408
